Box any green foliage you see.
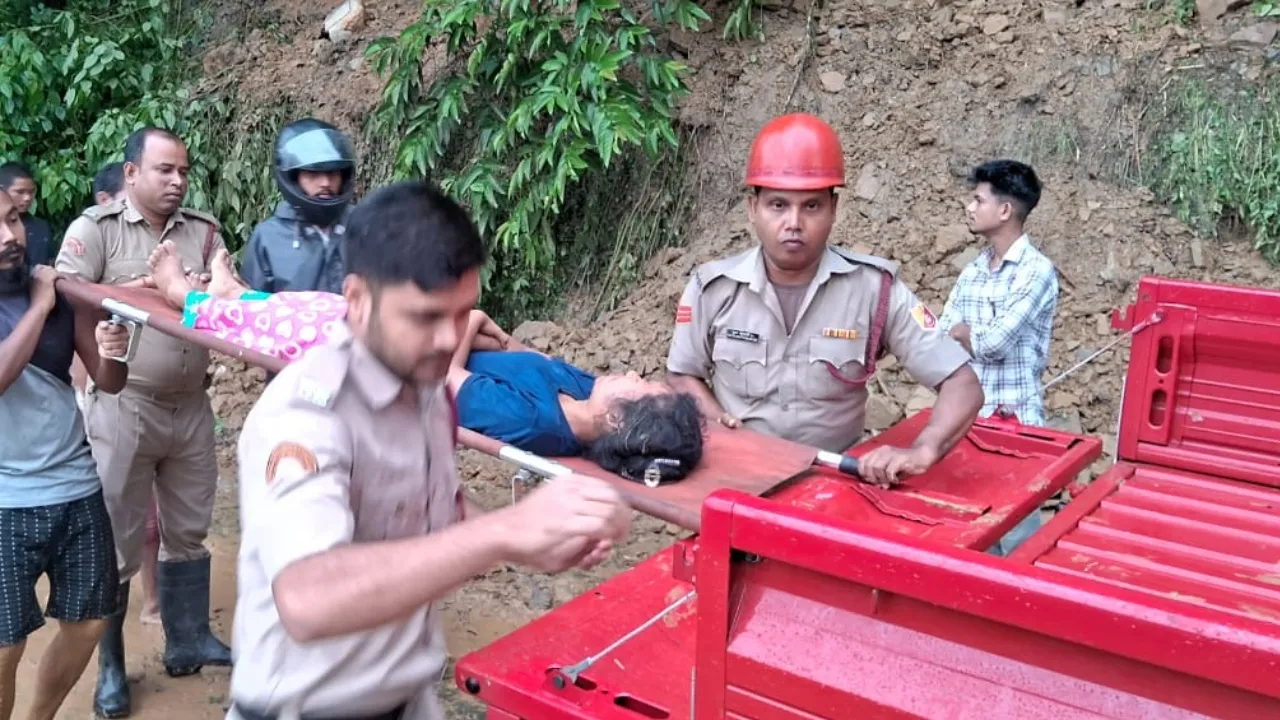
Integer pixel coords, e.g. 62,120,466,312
365,0,721,324
1146,77,1280,262
1252,0,1280,17
1,0,192,226
723,0,764,41
0,0,284,254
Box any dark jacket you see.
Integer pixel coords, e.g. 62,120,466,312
240,201,349,294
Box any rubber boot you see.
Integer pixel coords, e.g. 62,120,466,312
157,556,233,677
94,581,131,718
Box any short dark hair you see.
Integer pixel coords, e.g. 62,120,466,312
585,392,706,484
124,127,184,165
968,159,1042,221
93,162,125,197
0,162,34,190
343,180,488,293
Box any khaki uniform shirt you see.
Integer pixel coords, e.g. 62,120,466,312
231,325,461,720
668,246,972,452
55,198,225,394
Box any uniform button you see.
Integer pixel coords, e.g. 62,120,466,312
781,403,790,411
395,502,405,515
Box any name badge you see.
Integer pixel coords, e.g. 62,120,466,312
821,328,859,340
725,328,761,343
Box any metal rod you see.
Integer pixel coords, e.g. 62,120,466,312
556,590,697,685
100,298,151,325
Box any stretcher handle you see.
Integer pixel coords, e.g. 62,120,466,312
814,450,860,477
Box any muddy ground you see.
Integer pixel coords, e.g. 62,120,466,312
13,0,1280,716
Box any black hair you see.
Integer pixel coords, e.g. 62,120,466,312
0,162,34,190
343,180,488,293
93,162,125,198
585,392,706,484
124,126,184,165
968,159,1042,221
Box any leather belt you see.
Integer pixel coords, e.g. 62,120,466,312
232,704,406,720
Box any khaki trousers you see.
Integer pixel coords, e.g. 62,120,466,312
83,385,218,581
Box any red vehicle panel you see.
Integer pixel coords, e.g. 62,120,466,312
456,275,1280,719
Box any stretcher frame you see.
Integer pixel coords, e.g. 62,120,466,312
53,277,827,529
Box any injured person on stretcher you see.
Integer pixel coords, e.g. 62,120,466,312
147,240,705,483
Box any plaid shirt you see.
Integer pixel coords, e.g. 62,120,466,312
938,234,1058,426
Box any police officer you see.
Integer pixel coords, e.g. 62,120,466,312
667,113,985,487
230,181,631,720
55,127,232,718
240,118,355,295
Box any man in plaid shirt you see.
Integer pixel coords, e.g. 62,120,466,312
939,160,1058,554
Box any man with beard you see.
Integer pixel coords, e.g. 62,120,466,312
240,118,356,295
228,181,632,720
54,127,231,718
666,113,985,487
0,163,52,268
0,186,130,720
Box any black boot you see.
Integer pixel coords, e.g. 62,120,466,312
157,556,233,677
94,581,131,718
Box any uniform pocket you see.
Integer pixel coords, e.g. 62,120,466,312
712,337,769,399
805,336,869,399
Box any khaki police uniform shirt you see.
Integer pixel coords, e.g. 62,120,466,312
231,324,461,720
667,245,972,452
55,197,225,394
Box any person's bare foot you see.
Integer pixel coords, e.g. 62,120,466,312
207,247,250,299
147,240,194,310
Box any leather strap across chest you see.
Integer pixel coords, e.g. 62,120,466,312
824,268,892,389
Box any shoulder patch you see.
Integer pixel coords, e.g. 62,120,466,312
180,207,222,229
828,246,900,277
266,442,319,486
910,302,939,330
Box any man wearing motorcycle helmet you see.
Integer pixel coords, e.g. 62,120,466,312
240,118,357,295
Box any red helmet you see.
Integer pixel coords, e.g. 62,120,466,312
744,113,846,190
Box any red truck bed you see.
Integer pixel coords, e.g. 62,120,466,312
455,276,1280,719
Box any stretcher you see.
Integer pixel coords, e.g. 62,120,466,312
53,276,1100,538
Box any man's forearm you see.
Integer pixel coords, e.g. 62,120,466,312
92,355,128,394
913,367,983,457
272,509,513,643
667,372,726,420
0,304,51,395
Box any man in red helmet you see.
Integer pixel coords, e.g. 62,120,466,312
666,113,984,486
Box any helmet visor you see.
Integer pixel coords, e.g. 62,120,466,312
279,128,355,173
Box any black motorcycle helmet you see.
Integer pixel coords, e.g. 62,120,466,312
273,118,357,227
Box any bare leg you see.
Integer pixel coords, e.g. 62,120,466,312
147,240,195,310
25,619,106,720
0,641,25,720
207,248,251,300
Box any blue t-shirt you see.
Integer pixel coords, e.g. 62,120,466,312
0,291,101,508
455,350,596,457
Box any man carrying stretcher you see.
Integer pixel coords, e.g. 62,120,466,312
226,180,632,720
145,212,706,484
667,114,985,487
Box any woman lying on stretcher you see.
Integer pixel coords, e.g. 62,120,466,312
148,240,704,483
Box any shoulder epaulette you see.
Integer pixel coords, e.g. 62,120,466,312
692,248,754,291
829,246,900,277
180,207,222,230
288,341,353,410
83,200,125,222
